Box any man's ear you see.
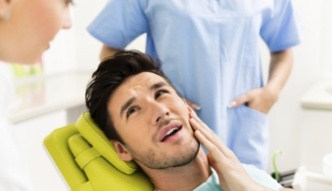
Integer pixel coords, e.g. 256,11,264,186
112,140,133,161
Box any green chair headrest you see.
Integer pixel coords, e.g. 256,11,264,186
76,112,138,174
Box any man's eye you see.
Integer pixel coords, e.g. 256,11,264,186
126,106,139,118
155,90,168,99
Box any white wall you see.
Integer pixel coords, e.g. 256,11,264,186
12,111,69,191
267,0,332,174
11,1,332,190
70,0,108,71
70,0,146,72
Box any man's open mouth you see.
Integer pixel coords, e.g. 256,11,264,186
159,121,182,142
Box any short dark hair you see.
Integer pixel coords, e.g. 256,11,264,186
85,50,173,143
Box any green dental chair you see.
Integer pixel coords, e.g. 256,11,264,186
44,112,154,191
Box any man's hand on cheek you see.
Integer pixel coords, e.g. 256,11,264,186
189,110,274,191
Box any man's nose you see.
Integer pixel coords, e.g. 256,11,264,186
151,102,170,124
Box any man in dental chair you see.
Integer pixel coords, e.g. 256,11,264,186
85,50,294,191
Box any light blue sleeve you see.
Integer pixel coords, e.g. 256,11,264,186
260,0,302,52
193,165,281,191
244,164,282,190
87,0,148,49
193,169,222,191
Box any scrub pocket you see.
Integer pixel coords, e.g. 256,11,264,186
239,105,267,125
229,105,269,169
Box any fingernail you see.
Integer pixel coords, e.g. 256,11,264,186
192,104,201,110
227,101,236,108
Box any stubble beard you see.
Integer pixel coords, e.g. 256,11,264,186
128,138,200,169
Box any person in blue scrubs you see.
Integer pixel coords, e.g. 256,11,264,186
87,0,301,170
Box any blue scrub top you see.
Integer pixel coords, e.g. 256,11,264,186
88,0,301,169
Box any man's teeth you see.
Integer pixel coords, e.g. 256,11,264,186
166,128,179,136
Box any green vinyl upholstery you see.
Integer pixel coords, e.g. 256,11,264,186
44,112,154,191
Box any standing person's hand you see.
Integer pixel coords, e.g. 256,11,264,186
228,87,278,114
189,108,276,191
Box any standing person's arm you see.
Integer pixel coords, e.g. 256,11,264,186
228,0,301,113
87,0,149,62
264,48,294,110
100,45,121,60
229,48,293,113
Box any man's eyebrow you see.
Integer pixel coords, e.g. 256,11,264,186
150,82,167,90
119,82,167,118
120,97,135,118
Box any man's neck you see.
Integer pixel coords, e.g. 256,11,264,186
143,149,211,191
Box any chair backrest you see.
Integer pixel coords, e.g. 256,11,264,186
44,112,154,191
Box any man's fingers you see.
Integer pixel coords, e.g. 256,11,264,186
189,109,213,133
189,109,235,157
190,117,213,138
190,117,231,156
194,130,225,160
